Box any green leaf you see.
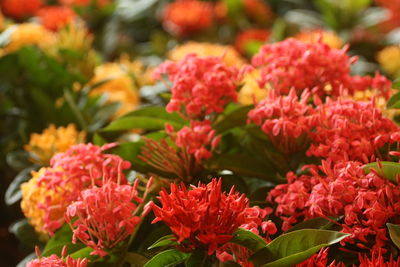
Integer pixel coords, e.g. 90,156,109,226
230,228,267,252
5,166,38,205
124,252,149,267
387,91,400,109
9,219,42,248
121,106,184,124
213,105,253,134
69,247,94,259
363,161,400,183
143,249,189,267
286,217,338,233
250,230,349,267
102,116,183,132
387,223,400,249
148,235,177,250
42,224,86,257
185,249,207,267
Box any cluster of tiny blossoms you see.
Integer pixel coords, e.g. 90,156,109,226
150,179,276,255
269,161,400,252
27,246,87,267
252,38,391,98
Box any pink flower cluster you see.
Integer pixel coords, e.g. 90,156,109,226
37,143,131,234
150,179,275,255
252,38,391,98
154,54,240,119
65,179,144,257
268,161,400,252
27,246,87,267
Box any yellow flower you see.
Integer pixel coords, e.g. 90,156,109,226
2,23,56,54
20,168,64,238
352,89,400,119
294,30,343,49
89,62,140,118
377,45,400,78
168,41,246,67
24,124,86,165
238,69,267,105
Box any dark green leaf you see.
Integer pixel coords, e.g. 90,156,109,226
5,166,38,205
185,249,207,267
363,161,400,183
42,224,86,257
230,228,267,252
9,219,42,248
387,223,400,249
148,235,177,250
143,249,189,267
286,217,339,233
124,252,149,267
6,150,31,171
250,230,349,267
387,92,400,108
213,105,253,134
121,106,184,124
102,116,183,132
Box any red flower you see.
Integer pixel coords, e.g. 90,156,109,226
37,143,131,234
307,99,399,163
234,29,270,55
151,179,269,255
154,54,240,119
248,89,314,154
59,0,109,8
243,0,274,24
27,246,87,267
1,0,42,19
295,248,344,267
162,0,214,37
65,180,144,257
375,0,400,31
37,6,76,31
358,250,400,267
252,38,391,98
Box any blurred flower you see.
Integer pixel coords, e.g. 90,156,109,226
24,124,86,165
234,29,270,55
308,99,400,163
243,0,274,25
27,246,87,267
1,23,56,54
377,45,400,78
238,69,267,105
248,89,314,154
252,38,391,98
60,0,110,8
89,62,140,118
154,54,240,119
294,29,343,49
0,0,42,19
375,0,400,31
151,179,269,255
66,180,143,257
162,0,214,37
37,6,76,31
168,41,246,67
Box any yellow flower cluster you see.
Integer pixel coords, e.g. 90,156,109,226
24,124,85,165
1,23,56,54
168,41,246,67
294,30,343,49
238,69,267,105
352,89,400,119
20,168,64,238
377,45,400,78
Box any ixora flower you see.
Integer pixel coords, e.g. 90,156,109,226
294,29,343,49
27,246,87,267
307,99,400,163
65,179,146,257
248,89,314,154
0,0,42,19
269,160,400,252
24,124,86,165
295,248,344,267
252,38,391,98
358,250,400,267
161,0,214,37
150,179,273,255
377,45,400,78
24,143,130,235
37,6,76,32
234,29,270,55
154,54,240,119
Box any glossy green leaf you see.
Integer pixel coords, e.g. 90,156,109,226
213,105,253,134
124,252,149,267
42,224,86,257
363,161,400,183
5,166,38,205
230,228,267,252
250,229,349,267
121,106,184,124
185,249,207,267
286,217,338,233
101,116,183,132
143,249,189,267
387,223,400,249
148,235,177,250
9,219,42,248
387,92,400,109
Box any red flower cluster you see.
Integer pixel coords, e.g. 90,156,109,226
1,0,42,19
65,180,143,257
37,143,131,234
171,120,220,162
151,179,272,255
307,99,400,163
375,0,400,30
251,38,391,98
248,89,314,154
358,250,400,267
243,0,274,24
162,0,214,37
295,248,344,267
269,161,400,252
234,29,270,55
154,54,240,119
27,246,87,267
37,6,76,31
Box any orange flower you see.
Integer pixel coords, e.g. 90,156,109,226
243,0,274,24
234,29,270,55
37,6,76,31
294,29,343,49
1,0,42,19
